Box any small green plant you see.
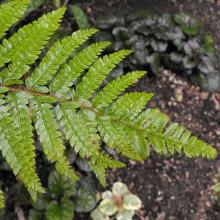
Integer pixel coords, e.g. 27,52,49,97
29,171,76,220
28,0,89,29
91,182,141,220
95,12,219,91
210,172,220,217
71,5,89,29
28,0,65,12
29,171,97,220
174,13,202,36
0,0,217,208
211,170,220,194
212,183,220,193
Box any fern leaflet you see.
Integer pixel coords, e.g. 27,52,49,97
50,41,111,95
0,8,66,84
31,98,77,181
75,50,132,99
0,190,4,209
6,92,44,199
26,29,98,91
0,0,28,39
93,71,146,109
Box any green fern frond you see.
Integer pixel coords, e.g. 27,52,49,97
0,111,45,197
97,93,154,159
0,0,29,68
93,71,146,109
26,29,98,91
56,103,100,158
0,112,22,176
75,50,132,99
31,98,77,181
0,3,217,203
89,152,125,186
134,109,216,158
0,0,28,39
0,189,4,209
0,8,66,84
50,41,111,95
56,104,124,185
6,92,44,199
97,115,143,160
109,92,154,120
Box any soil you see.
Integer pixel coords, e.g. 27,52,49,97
73,1,220,219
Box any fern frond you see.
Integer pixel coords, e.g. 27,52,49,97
0,2,217,203
109,92,154,121
89,152,125,186
96,92,154,159
31,99,77,181
56,103,100,158
0,111,23,175
93,71,146,109
75,50,132,99
55,157,78,181
0,190,4,209
134,109,217,158
0,0,28,39
56,104,123,185
50,41,111,95
0,46,9,70
97,115,143,160
6,92,44,199
0,8,66,84
25,29,98,91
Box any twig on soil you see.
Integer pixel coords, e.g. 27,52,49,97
15,206,26,220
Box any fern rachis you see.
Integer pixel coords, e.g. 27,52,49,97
0,0,217,207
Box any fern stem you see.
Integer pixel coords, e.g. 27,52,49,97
5,86,70,103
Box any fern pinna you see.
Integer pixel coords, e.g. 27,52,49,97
0,0,217,206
